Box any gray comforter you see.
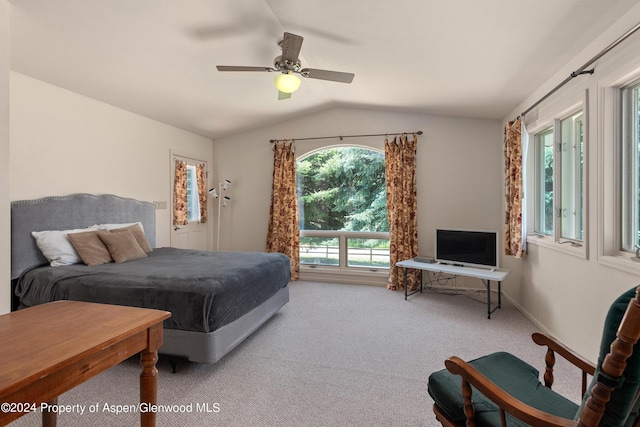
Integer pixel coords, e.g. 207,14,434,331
15,247,291,333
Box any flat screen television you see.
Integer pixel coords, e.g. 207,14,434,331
435,228,499,269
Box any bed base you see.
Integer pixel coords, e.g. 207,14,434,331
161,286,289,364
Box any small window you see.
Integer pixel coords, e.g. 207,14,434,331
559,111,584,241
532,109,585,244
621,80,640,253
186,164,201,222
534,127,554,235
346,238,391,268
300,236,339,266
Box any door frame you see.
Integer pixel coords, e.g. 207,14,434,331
170,151,211,250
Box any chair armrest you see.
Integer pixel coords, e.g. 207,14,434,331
445,356,578,427
532,332,595,395
532,332,596,375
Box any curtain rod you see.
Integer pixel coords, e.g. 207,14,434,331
517,20,640,121
269,130,422,143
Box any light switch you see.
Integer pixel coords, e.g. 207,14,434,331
153,201,168,210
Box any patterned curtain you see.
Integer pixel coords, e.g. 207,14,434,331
385,134,420,291
196,163,208,223
173,159,188,226
266,140,300,280
504,119,525,257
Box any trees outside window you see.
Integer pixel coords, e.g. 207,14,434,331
296,147,390,269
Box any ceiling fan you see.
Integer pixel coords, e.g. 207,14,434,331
216,32,355,100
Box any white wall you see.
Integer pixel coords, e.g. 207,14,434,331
10,72,214,247
0,0,10,314
212,107,502,286
7,72,214,309
502,3,640,361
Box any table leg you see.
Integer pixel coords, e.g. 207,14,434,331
487,280,491,319
404,267,408,300
140,349,158,427
42,397,58,427
140,323,163,427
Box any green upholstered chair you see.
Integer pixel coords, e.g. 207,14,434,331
427,286,640,427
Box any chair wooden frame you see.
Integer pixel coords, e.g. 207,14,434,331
433,286,640,427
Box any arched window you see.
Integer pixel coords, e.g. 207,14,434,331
296,146,390,269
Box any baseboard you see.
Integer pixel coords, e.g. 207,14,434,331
295,273,499,294
499,292,553,337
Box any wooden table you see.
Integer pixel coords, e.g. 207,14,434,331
0,300,171,427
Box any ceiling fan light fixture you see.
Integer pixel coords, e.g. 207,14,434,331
274,72,301,93
217,32,354,100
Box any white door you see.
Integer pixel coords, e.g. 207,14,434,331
171,156,209,251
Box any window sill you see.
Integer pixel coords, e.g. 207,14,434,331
526,235,587,259
598,255,640,275
299,265,388,286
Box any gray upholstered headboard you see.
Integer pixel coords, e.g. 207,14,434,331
11,193,156,280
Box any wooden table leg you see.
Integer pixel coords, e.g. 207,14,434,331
140,349,158,427
140,323,163,427
42,397,58,427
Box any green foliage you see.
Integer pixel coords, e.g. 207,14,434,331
297,147,388,232
544,147,554,234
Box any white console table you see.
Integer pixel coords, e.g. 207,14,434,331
395,259,511,319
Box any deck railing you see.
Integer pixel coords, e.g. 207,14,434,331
300,230,390,269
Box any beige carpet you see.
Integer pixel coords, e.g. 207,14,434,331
9,281,584,426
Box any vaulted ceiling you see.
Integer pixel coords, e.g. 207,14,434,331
9,0,640,139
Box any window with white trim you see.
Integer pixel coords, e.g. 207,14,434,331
532,110,585,243
559,111,585,241
186,164,201,223
296,146,390,270
621,80,640,254
534,127,554,235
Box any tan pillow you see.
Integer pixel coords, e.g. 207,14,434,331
98,230,147,263
67,230,113,266
110,223,153,253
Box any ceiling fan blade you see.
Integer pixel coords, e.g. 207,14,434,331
300,68,354,84
281,32,304,64
278,91,291,100
216,66,273,72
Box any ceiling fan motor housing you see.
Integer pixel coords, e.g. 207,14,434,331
273,56,301,74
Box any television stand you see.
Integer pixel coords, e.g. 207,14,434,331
395,259,511,319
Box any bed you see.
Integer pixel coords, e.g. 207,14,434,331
10,193,290,364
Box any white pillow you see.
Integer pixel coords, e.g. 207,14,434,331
94,222,144,232
32,226,99,266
